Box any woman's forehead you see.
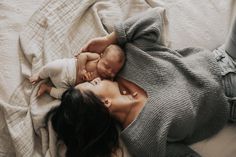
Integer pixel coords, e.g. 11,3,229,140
76,79,115,91
76,82,92,90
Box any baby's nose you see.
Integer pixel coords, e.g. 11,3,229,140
109,73,115,78
107,69,112,74
106,69,115,77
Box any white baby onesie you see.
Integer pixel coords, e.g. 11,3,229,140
39,58,77,99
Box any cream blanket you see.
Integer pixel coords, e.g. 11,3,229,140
2,0,161,156
1,0,236,157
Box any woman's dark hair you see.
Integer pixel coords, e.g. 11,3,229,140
45,87,121,157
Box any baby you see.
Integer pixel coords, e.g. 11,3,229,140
29,44,125,99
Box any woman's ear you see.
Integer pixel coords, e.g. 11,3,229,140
104,98,112,108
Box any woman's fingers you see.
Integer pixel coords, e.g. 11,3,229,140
81,45,87,52
80,36,109,53
81,39,93,52
74,52,80,58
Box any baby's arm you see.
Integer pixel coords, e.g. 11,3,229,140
77,52,100,69
76,52,100,81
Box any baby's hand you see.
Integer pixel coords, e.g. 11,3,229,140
74,52,81,58
79,69,87,80
29,74,40,85
82,71,96,81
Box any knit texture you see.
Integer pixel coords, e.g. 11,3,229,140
114,8,229,157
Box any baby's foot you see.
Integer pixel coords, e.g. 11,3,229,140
37,83,49,97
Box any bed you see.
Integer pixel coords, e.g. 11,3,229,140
0,0,236,156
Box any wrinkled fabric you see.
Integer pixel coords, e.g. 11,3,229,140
214,45,236,122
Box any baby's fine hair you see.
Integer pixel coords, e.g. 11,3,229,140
103,44,125,63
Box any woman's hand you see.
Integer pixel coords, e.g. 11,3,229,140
81,71,96,82
81,36,109,53
80,32,117,54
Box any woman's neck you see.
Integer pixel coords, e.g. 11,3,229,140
111,101,137,128
122,96,147,128
122,102,138,128
115,77,148,128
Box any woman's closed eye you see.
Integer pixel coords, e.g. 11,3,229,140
90,77,102,85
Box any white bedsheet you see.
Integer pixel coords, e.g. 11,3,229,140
0,0,236,157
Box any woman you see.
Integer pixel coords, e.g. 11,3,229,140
46,8,231,157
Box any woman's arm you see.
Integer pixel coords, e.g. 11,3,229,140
81,8,166,53
81,32,117,53
114,8,166,49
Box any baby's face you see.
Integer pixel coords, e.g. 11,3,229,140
97,51,124,80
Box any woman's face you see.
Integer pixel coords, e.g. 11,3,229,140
76,78,122,100
75,78,135,109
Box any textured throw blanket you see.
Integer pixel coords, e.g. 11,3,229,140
1,0,236,157
1,0,164,156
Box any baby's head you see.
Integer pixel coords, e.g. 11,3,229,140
97,44,125,79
